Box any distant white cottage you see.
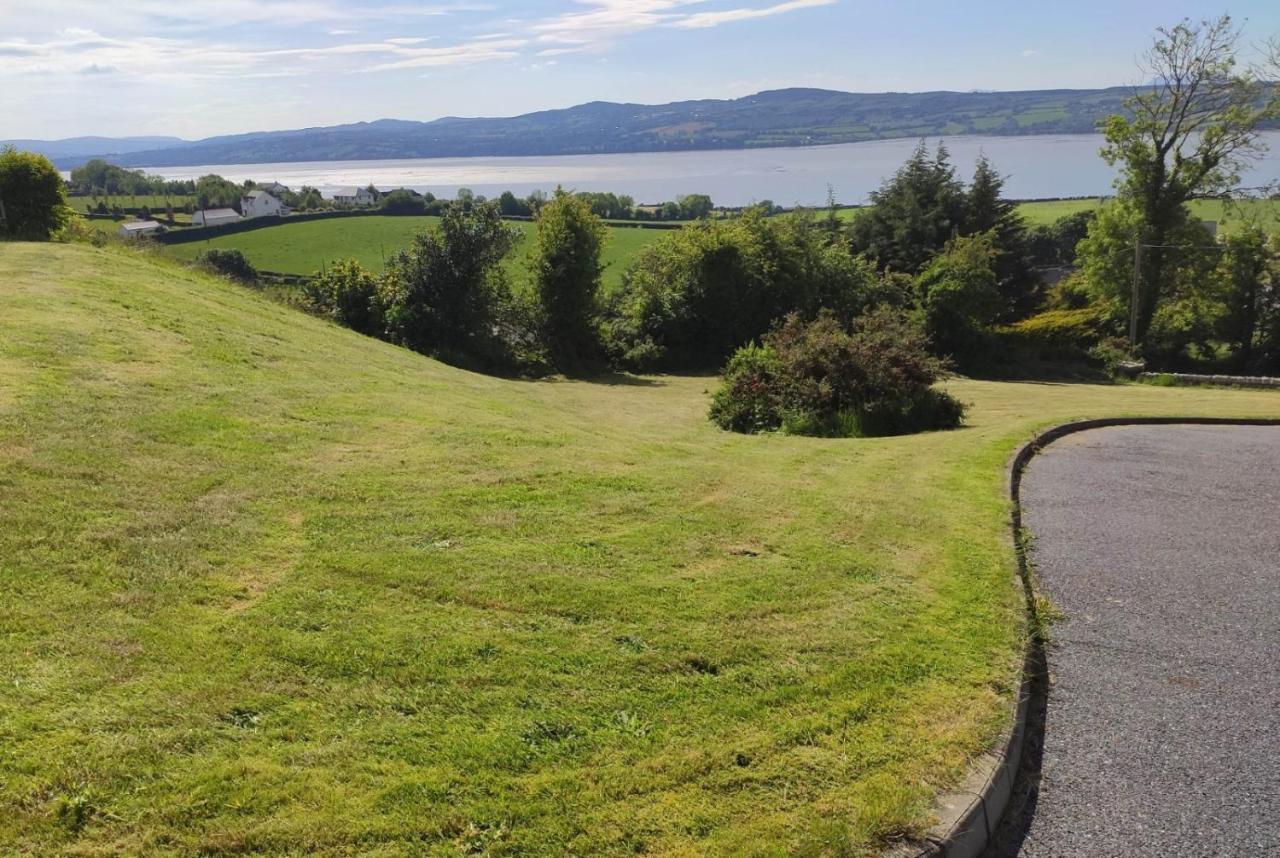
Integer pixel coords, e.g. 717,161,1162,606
118,220,162,239
333,186,377,207
191,208,242,227
241,189,289,219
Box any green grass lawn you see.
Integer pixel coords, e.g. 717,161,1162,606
163,217,665,292
3,242,1279,855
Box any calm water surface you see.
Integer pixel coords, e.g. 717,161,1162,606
142,133,1280,207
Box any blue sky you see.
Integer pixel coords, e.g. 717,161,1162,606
3,1,1279,139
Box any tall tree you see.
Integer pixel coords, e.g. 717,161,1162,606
532,189,608,367
1098,14,1277,346
849,141,967,274
965,154,1041,320
0,146,72,240
1216,228,1275,370
382,202,518,362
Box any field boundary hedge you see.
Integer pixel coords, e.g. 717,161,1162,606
155,210,687,245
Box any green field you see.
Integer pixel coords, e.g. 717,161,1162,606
4,242,1280,855
1013,199,1107,225
163,216,666,291
839,198,1280,232
1016,198,1280,230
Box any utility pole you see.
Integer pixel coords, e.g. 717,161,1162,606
1129,235,1142,349
0,196,7,234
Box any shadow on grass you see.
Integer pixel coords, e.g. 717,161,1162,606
522,369,671,388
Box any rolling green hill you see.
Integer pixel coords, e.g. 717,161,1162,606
62,86,1280,169
3,242,1278,854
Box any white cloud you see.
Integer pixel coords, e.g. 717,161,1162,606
1021,49,1039,58
529,0,835,51
365,38,528,70
530,1,707,52
673,0,835,29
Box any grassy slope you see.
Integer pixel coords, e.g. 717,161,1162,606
1015,198,1280,230
162,217,663,292
3,243,1279,856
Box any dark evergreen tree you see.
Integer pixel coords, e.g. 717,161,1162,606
965,154,1042,321
848,141,967,274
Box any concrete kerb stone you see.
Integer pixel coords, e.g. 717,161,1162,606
894,415,1280,858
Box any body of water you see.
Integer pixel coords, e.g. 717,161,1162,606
139,133,1280,207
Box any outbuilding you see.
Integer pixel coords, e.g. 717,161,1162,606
118,220,162,239
191,208,242,227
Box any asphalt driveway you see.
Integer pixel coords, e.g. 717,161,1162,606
989,425,1280,857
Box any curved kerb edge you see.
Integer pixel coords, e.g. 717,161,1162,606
897,415,1280,858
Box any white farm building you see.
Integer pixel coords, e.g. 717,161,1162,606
332,186,377,207
192,208,242,227
241,190,289,219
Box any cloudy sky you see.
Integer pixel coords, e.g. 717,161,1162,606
3,1,1279,140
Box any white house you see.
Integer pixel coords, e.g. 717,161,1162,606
241,189,289,219
191,208,241,227
332,186,377,207
118,220,162,239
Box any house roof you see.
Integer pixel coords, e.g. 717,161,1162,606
333,186,373,197
244,190,277,200
121,220,161,231
196,208,240,218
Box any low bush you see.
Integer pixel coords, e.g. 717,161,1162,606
710,310,965,438
381,190,427,215
707,343,784,433
305,258,385,336
196,248,257,283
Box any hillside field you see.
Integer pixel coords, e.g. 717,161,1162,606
3,242,1280,855
837,198,1280,231
162,216,665,291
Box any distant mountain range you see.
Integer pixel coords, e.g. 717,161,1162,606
4,136,186,161
13,87,1278,170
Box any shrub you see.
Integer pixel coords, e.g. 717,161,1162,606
0,146,73,240
305,259,385,336
917,232,1002,366
196,248,257,283
604,210,885,370
381,189,426,215
707,343,784,433
709,310,965,438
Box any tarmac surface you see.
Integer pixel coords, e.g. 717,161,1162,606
987,424,1280,857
